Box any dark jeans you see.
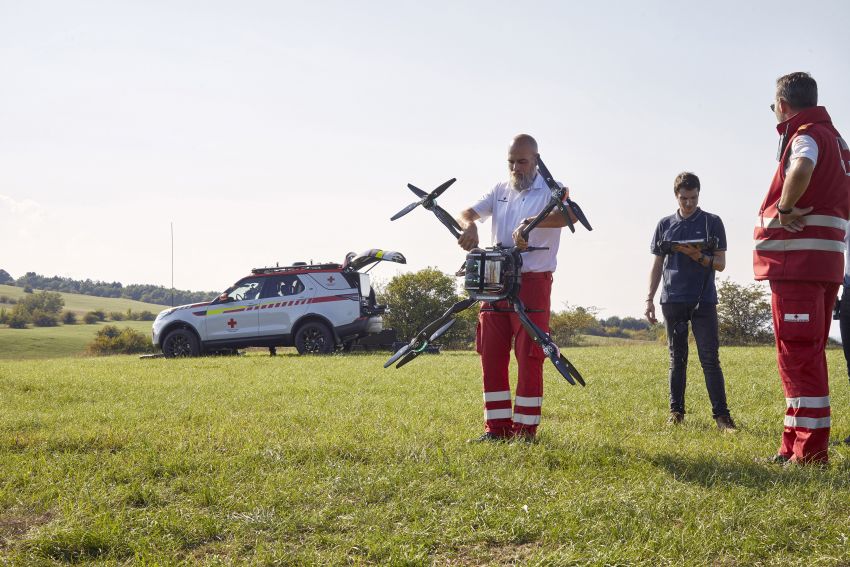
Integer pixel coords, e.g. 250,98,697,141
661,302,730,418
839,286,850,382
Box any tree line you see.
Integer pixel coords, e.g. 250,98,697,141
377,270,775,348
1,270,216,306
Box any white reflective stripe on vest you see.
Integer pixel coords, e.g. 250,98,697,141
759,215,849,231
754,238,845,253
515,395,542,407
485,408,512,420
784,415,831,429
512,413,541,425
786,396,830,408
483,390,512,402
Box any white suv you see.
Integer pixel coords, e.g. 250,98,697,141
152,249,405,357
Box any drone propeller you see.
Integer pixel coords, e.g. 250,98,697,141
566,199,592,231
428,318,456,342
536,155,592,233
554,200,576,233
384,298,477,370
384,342,413,368
391,200,422,221
406,184,428,198
392,178,462,239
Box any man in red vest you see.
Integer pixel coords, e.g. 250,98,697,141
754,72,850,465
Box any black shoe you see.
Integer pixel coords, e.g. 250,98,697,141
829,435,850,447
666,412,684,426
715,415,737,432
468,432,510,443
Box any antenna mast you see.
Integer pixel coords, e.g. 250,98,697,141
170,222,174,307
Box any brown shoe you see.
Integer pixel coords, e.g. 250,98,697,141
666,412,684,425
715,415,737,432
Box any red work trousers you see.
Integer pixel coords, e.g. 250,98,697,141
476,272,552,437
769,280,838,463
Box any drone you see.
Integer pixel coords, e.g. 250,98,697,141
385,155,592,386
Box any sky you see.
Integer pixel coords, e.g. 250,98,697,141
1,0,849,321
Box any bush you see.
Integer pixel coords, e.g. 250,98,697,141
92,310,106,321
0,308,7,325
717,279,773,345
83,312,100,324
549,304,599,347
31,309,59,327
62,311,77,325
87,325,156,355
7,311,29,329
109,311,125,321
23,286,33,293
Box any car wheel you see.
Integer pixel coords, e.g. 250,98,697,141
295,322,334,355
162,328,200,358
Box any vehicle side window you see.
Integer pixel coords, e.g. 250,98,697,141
261,275,305,298
227,279,263,302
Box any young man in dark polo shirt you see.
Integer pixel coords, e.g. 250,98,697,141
645,172,736,431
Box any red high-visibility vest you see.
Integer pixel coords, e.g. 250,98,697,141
754,106,850,282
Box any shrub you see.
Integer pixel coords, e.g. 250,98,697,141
109,311,125,321
31,309,59,327
0,308,6,325
83,312,100,324
137,310,155,321
23,286,33,293
7,312,28,329
87,325,156,355
92,310,106,321
62,311,77,325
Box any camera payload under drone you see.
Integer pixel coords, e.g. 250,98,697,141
385,156,592,386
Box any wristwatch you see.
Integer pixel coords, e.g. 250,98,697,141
776,201,793,215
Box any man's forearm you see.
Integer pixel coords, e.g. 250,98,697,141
647,257,664,300
778,158,815,210
457,209,479,229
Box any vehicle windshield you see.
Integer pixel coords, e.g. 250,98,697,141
215,279,262,303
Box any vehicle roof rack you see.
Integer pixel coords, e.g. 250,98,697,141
251,263,342,275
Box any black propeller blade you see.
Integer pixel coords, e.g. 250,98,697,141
392,178,461,239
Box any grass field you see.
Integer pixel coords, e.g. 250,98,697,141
0,321,153,361
0,285,168,360
2,346,850,564
0,285,167,316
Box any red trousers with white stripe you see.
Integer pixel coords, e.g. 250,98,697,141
476,272,552,437
770,280,838,463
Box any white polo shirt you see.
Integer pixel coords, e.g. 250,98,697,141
471,173,566,273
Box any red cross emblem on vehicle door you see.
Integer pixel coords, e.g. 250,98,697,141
227,318,237,328
327,275,335,284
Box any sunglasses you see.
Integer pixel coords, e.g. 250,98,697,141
770,103,776,112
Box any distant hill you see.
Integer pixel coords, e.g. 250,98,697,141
0,284,167,315
4,271,217,307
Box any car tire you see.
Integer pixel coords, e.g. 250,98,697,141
162,328,201,358
294,322,334,355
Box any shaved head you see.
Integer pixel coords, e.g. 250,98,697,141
510,133,538,154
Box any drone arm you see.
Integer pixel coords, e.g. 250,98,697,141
512,297,585,386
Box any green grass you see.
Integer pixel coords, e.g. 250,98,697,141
0,284,167,315
0,321,152,360
2,346,850,564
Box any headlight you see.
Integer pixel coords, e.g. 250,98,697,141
156,308,177,320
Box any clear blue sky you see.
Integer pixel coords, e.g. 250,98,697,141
1,1,848,320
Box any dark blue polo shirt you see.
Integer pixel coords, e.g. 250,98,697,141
650,208,727,304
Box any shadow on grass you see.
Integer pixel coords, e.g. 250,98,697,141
649,452,850,490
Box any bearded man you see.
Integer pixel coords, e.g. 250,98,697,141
456,134,575,442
